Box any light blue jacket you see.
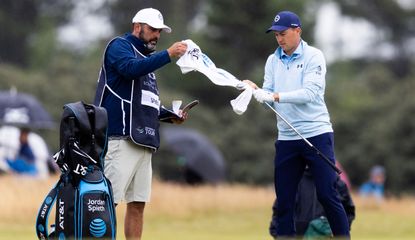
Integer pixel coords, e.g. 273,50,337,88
263,40,333,140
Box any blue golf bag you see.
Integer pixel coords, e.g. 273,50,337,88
36,101,116,239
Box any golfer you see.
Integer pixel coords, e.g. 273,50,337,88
245,10,350,238
94,8,187,240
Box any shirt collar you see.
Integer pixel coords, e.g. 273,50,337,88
124,33,150,55
275,39,305,60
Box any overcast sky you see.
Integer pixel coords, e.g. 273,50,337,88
314,2,383,63
58,0,112,49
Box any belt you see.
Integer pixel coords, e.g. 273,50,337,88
108,135,130,141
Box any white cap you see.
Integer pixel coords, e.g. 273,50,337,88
132,8,172,33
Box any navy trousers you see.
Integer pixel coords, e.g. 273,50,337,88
274,132,350,238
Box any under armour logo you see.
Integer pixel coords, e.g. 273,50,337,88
316,65,322,75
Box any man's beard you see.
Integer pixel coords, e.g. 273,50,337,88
139,30,158,53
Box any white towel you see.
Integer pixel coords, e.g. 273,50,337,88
230,87,253,115
176,39,252,115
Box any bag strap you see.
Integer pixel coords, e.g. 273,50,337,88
64,101,92,138
36,178,62,240
92,104,108,162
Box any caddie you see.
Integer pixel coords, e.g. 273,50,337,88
94,8,187,240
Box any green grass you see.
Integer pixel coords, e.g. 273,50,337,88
129,206,415,240
143,209,273,240
0,210,272,240
350,205,415,240
1,176,415,239
0,223,35,240
3,206,415,240
115,200,415,240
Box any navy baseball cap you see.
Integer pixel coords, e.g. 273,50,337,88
266,11,301,33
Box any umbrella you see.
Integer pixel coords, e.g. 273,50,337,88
0,89,55,129
161,126,226,184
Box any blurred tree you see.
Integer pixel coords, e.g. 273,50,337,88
326,59,415,193
0,0,74,67
3,0,414,191
0,0,37,66
333,0,415,78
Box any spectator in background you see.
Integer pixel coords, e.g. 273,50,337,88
0,125,50,178
359,165,386,201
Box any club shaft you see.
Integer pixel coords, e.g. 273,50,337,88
265,102,341,174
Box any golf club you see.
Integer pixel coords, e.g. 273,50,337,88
265,102,342,174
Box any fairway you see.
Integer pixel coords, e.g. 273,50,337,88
1,175,415,239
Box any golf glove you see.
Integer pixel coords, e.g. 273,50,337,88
253,89,274,103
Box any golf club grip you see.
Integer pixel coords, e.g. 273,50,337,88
312,145,342,174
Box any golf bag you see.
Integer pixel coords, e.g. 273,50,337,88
36,101,116,239
269,168,355,238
